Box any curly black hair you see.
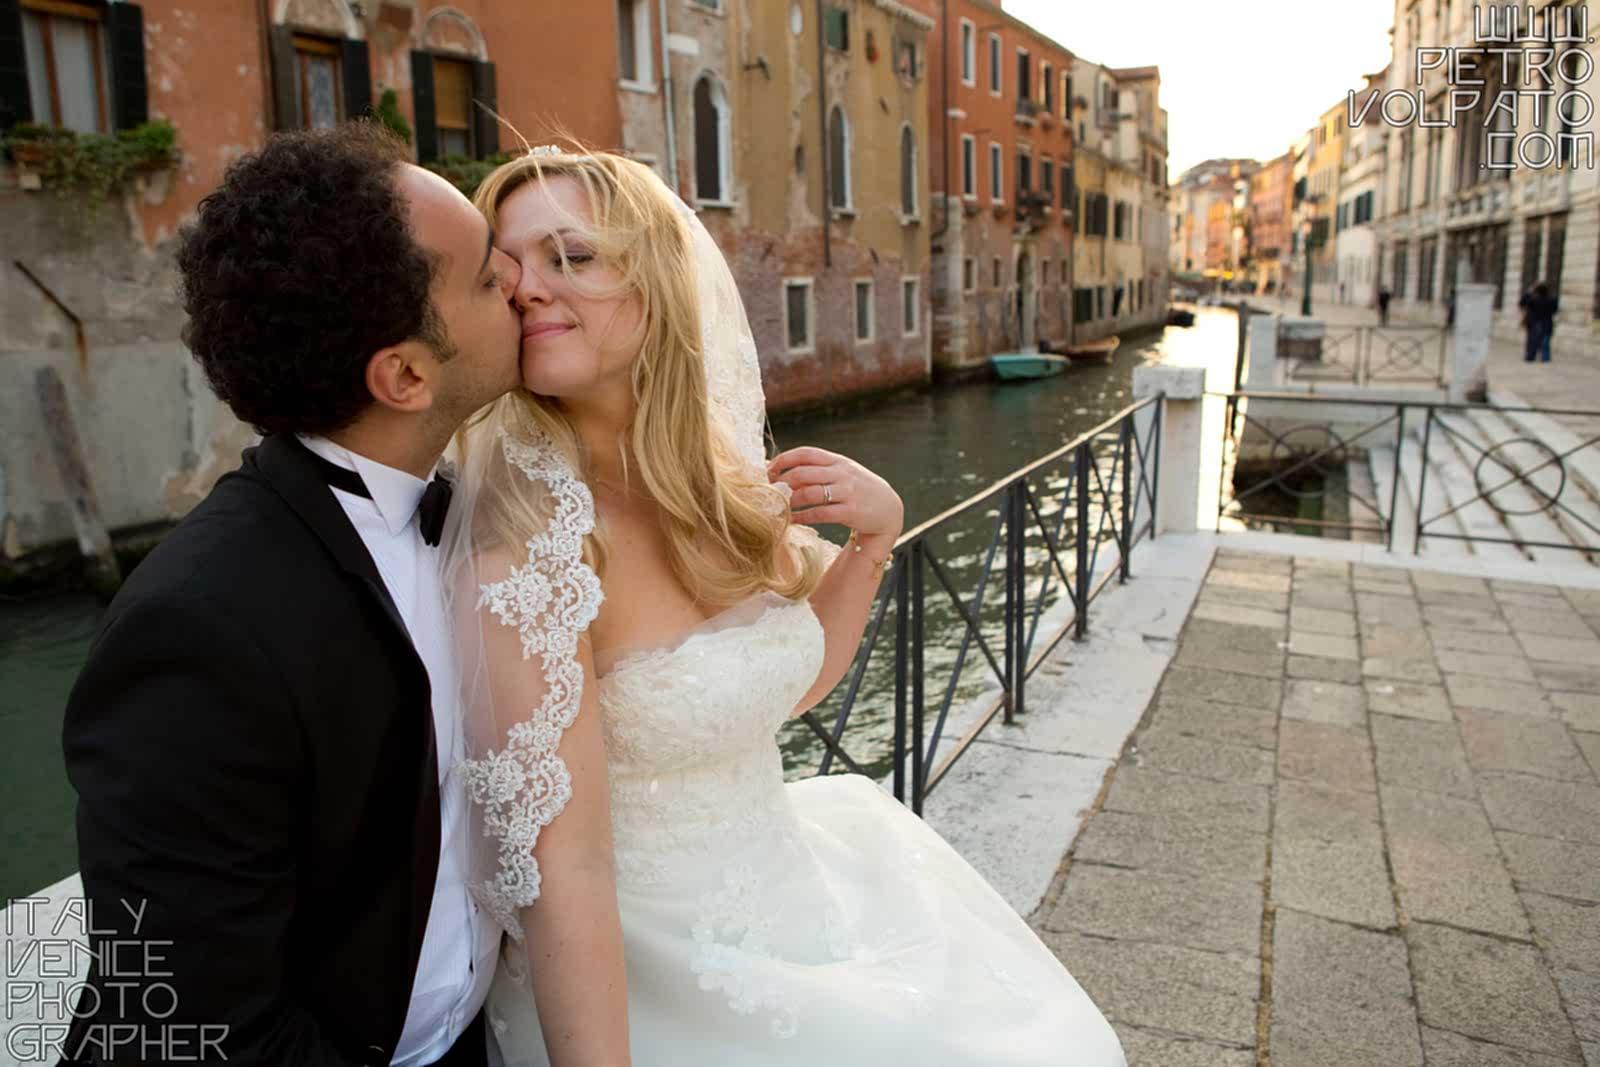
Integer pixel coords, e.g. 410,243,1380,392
177,122,453,437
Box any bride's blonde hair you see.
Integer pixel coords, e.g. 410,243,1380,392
461,146,826,607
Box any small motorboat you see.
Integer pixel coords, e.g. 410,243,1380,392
1167,308,1196,327
1064,336,1121,364
990,352,1070,380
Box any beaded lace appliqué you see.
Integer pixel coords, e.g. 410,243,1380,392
460,427,603,942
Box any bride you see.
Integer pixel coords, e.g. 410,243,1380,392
440,145,1125,1066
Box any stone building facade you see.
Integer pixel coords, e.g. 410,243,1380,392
675,0,934,409
916,0,1075,376
0,0,931,556
1248,152,1294,293
1376,0,1598,356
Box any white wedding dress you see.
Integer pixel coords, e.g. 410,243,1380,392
482,591,1125,1066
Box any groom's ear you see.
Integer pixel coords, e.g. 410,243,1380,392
364,341,439,414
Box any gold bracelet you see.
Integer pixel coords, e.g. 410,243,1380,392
848,530,892,578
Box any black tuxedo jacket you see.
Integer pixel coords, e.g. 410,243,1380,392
60,433,442,1065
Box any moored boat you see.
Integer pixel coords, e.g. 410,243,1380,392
1064,336,1121,364
990,352,1070,380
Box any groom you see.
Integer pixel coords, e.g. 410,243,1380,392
59,124,522,1064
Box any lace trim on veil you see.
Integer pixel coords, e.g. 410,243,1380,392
460,426,604,942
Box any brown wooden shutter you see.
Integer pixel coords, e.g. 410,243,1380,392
270,26,299,130
410,50,436,162
0,0,30,129
341,37,371,121
106,2,147,130
471,60,496,158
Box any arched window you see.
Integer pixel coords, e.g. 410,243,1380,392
899,124,917,218
828,104,851,211
693,74,729,203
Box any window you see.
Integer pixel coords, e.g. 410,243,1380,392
1064,74,1073,119
785,278,814,352
292,35,346,131
433,57,473,156
989,141,1003,203
1074,288,1094,321
899,124,917,217
992,257,1001,288
1041,158,1054,199
1016,151,1031,195
959,19,975,86
1042,63,1053,113
824,6,849,51
20,0,112,133
960,134,976,197
962,258,976,292
1096,286,1105,319
693,74,730,202
617,0,652,86
987,33,1001,95
854,279,874,342
1418,235,1437,302
828,104,851,210
1041,260,1051,285
1113,201,1127,240
894,35,920,80
1392,240,1409,297
902,277,920,337
690,0,721,9
1017,48,1030,101
1062,164,1073,211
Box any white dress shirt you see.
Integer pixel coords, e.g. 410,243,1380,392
298,435,501,1066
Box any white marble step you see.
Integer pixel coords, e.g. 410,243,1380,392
1394,435,1482,559
1365,443,1416,554
1415,419,1534,562
1443,408,1600,565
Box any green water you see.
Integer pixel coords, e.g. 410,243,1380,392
1,308,1243,902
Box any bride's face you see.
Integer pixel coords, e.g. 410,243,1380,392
495,175,645,399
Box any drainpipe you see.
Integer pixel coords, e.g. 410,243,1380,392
657,0,679,194
816,0,830,268
257,0,276,129
930,0,950,245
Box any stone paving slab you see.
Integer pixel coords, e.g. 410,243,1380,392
1269,909,1423,1065
1371,714,1478,797
1038,553,1598,1065
1408,922,1583,1060
1040,928,1260,1047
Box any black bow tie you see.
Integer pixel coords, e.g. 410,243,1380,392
306,450,454,547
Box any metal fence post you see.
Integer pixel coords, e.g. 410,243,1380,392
1152,399,1163,541
892,555,908,804
910,541,926,815
1013,482,1027,718
1075,441,1091,640
1413,406,1435,555
1119,417,1133,581
1002,483,1016,725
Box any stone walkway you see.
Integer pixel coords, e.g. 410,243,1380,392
1030,548,1600,1066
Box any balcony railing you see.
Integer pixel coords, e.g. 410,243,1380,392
790,398,1163,814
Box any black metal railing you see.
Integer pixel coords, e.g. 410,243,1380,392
1280,323,1449,388
792,397,1162,815
1216,390,1600,557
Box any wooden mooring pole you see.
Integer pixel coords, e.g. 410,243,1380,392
35,366,122,595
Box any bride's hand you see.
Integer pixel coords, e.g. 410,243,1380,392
768,446,904,553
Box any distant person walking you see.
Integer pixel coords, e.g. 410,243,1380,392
1519,281,1558,363
1377,286,1392,325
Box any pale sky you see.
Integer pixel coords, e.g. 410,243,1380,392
1002,0,1398,179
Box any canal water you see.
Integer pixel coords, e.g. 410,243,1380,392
0,307,1242,903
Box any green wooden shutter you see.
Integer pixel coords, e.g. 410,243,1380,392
269,26,298,130
341,37,371,121
106,2,147,130
0,0,30,129
470,60,496,158
410,50,436,162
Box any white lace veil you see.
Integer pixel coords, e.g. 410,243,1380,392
436,151,788,942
